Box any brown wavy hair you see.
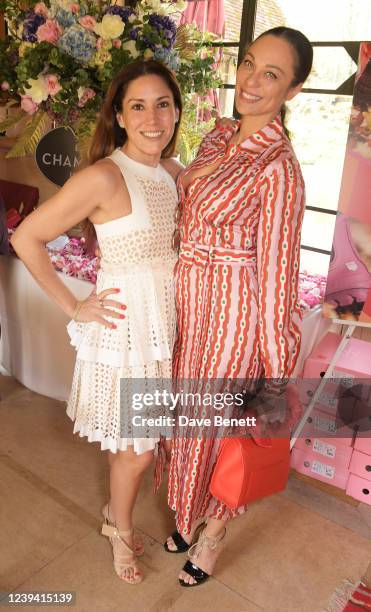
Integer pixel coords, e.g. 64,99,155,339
84,59,183,249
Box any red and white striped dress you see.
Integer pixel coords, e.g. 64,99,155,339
167,115,305,535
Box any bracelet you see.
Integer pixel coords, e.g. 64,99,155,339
72,300,83,321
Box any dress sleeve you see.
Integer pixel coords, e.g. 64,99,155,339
256,157,305,394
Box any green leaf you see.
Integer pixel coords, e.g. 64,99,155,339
6,110,48,158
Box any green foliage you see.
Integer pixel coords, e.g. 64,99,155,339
6,109,48,158
0,0,221,159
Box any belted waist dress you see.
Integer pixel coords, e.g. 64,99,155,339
168,115,305,534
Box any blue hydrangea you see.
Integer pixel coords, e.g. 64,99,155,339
104,6,134,23
54,8,77,28
57,24,96,64
130,27,139,40
153,47,180,71
148,13,177,47
22,11,46,42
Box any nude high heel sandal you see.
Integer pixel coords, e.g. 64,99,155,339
101,521,143,584
102,504,144,557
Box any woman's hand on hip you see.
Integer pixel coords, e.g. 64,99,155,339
73,288,126,328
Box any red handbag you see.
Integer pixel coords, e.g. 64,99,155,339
210,436,290,509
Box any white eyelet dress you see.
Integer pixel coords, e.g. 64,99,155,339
66,149,178,454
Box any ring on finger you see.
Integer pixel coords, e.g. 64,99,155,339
99,299,104,307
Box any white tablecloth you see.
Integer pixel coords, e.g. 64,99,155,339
0,255,330,401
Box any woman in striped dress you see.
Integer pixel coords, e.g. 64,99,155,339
165,27,313,586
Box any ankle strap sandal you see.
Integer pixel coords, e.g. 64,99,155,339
101,521,143,584
179,528,226,588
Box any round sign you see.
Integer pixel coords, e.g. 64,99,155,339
35,126,79,187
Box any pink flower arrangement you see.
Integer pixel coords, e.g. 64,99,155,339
20,95,39,114
79,15,97,31
44,74,62,97
47,237,98,284
297,271,327,311
36,19,63,44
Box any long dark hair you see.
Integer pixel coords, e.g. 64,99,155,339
245,27,313,136
85,59,183,248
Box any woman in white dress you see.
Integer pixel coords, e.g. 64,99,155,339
11,59,183,584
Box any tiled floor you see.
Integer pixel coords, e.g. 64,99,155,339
1,374,371,612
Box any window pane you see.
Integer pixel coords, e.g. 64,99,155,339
224,0,244,42
286,94,352,211
301,210,336,252
217,87,235,117
255,0,371,42
306,47,357,91
219,47,238,86
300,250,330,276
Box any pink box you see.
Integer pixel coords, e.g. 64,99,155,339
346,473,371,505
295,437,353,465
291,447,349,489
303,332,371,380
301,407,355,447
354,437,371,455
299,384,356,419
349,449,371,481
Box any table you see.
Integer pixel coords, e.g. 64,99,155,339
0,255,331,401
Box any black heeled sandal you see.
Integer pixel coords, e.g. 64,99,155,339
179,527,226,587
164,530,191,553
164,520,205,554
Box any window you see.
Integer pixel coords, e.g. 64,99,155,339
214,0,371,275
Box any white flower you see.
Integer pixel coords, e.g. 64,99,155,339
144,48,154,59
24,76,49,104
122,39,140,59
94,14,125,40
140,0,186,15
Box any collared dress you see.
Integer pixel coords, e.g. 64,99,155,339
168,115,305,534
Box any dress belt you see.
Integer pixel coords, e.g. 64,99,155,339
179,241,256,266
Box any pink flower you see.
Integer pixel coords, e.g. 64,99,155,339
77,87,96,108
34,2,49,17
96,37,103,49
69,3,80,13
113,39,121,48
20,95,39,114
44,74,62,97
79,15,97,31
36,19,63,44
1,81,10,91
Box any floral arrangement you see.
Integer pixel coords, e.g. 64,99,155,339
0,0,220,160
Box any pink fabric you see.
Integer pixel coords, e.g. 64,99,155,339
180,0,225,36
180,0,225,118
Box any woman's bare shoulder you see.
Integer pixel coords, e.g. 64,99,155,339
161,157,185,181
